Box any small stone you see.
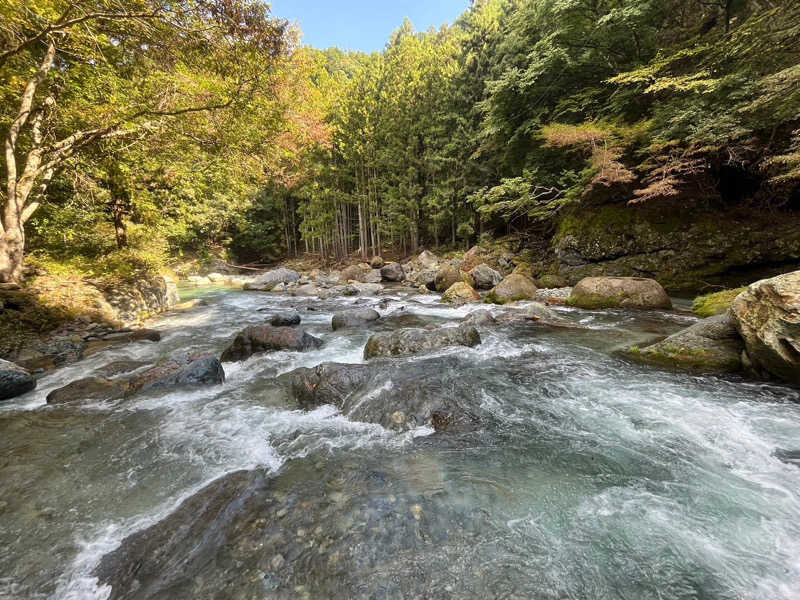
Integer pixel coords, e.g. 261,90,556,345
270,554,285,570
410,504,423,520
391,411,406,425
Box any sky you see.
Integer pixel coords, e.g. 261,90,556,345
269,1,470,53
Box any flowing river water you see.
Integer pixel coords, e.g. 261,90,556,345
1,287,800,599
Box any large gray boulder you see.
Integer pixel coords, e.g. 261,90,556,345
731,271,800,383
221,325,323,362
0,358,36,400
470,264,502,290
364,325,481,359
380,262,405,282
569,277,672,310
244,268,300,291
629,312,745,373
47,353,225,404
332,308,380,331
364,269,383,284
487,273,538,304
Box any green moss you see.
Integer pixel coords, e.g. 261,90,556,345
692,288,746,317
567,293,622,309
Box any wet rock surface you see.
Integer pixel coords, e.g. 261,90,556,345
331,308,381,331
221,325,323,362
364,325,481,359
629,312,745,373
46,353,225,403
0,358,36,400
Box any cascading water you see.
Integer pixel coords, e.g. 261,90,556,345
1,287,799,600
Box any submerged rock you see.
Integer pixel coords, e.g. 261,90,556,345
95,470,267,600
331,308,380,331
364,325,481,359
487,273,538,304
221,325,323,362
95,359,150,378
629,313,744,373
731,271,800,384
442,282,480,304
0,358,36,401
97,328,161,343
46,377,129,404
287,360,481,433
569,277,672,310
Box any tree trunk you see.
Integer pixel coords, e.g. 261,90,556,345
112,196,128,249
0,227,25,283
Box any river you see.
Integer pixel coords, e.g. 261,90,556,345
1,287,799,599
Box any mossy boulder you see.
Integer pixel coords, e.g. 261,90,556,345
569,277,671,310
486,274,538,304
537,273,569,289
628,313,744,373
442,282,480,304
692,288,746,318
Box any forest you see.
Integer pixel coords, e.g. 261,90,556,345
2,0,799,280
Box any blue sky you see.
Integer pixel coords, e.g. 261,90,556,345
269,1,470,53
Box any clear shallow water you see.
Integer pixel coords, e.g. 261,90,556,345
0,289,799,599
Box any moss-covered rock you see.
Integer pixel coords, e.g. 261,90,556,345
627,313,744,373
442,282,480,304
537,273,569,289
486,273,538,304
569,277,671,310
692,288,746,318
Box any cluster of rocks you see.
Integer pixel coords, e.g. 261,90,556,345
628,271,800,384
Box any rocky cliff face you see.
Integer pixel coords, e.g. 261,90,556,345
550,202,800,294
